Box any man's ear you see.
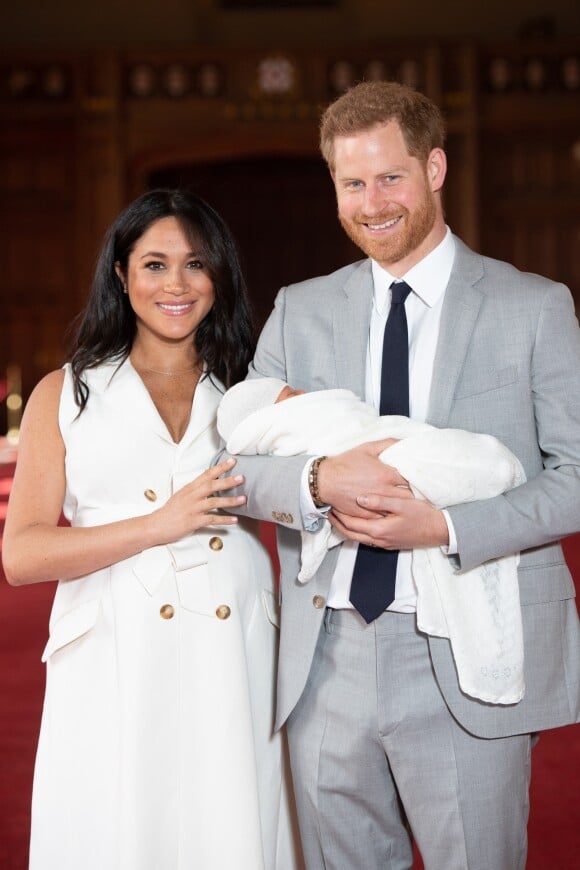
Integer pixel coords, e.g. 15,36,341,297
427,148,447,193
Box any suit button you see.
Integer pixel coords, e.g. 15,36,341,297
160,604,175,619
271,510,293,524
144,489,157,502
313,595,325,609
216,605,231,620
209,536,223,551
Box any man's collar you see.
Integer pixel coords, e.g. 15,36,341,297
371,227,455,311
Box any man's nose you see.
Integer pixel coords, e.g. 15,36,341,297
362,183,386,216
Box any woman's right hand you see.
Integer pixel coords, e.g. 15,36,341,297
150,457,246,544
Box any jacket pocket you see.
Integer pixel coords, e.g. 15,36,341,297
518,562,576,605
42,597,101,661
455,364,518,399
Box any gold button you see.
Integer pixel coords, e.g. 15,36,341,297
216,605,231,620
160,604,175,619
313,595,325,609
144,489,157,502
209,536,223,551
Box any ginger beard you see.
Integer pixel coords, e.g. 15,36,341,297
338,168,438,268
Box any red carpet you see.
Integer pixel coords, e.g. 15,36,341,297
1,454,579,868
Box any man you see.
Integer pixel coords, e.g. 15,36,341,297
228,82,580,869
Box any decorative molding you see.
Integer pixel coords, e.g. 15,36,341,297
1,64,73,101
220,0,337,7
1,43,579,109
483,51,580,93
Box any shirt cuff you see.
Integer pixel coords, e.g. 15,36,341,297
300,459,330,531
440,509,458,555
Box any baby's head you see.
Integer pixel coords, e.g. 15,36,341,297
275,385,305,403
218,377,300,441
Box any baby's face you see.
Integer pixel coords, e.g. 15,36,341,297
275,385,306,403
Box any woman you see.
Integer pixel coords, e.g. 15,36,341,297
2,190,299,870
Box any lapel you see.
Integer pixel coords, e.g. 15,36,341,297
333,259,374,397
183,372,223,449
328,242,487,423
117,359,177,444
106,359,221,447
427,236,486,427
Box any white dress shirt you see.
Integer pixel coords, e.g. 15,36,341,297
324,228,457,611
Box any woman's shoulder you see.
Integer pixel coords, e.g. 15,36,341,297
27,368,66,407
18,368,66,440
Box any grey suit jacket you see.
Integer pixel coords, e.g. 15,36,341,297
232,236,580,737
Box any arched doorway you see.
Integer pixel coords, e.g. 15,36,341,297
150,155,360,328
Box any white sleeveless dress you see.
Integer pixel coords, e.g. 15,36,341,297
29,360,299,870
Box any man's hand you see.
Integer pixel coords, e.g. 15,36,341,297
330,493,450,550
317,439,408,516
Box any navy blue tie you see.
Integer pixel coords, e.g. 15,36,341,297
349,281,412,623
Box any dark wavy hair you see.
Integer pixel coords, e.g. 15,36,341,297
68,188,256,411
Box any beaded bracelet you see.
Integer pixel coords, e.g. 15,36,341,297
308,455,328,508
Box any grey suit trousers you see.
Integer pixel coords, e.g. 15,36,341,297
287,608,531,870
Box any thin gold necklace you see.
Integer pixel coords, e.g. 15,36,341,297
132,356,199,376
138,365,198,376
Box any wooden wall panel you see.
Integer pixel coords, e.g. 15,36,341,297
481,126,580,303
0,125,77,403
1,38,579,418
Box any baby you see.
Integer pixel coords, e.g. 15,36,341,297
218,378,527,706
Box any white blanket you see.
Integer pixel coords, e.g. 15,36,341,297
219,385,526,705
